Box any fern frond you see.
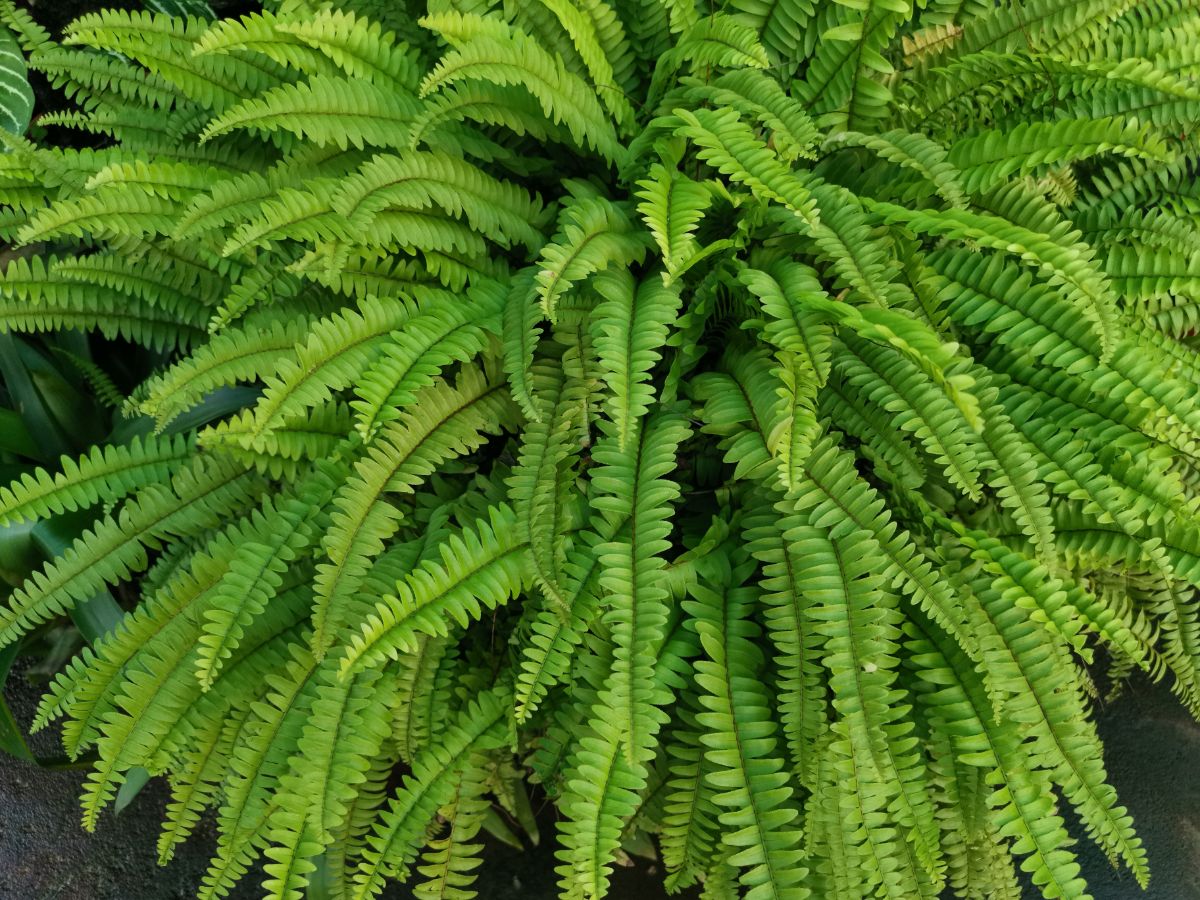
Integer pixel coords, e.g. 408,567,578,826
868,200,1120,359
195,464,340,687
332,152,545,252
947,117,1169,195
412,754,491,900
64,9,285,110
351,279,504,439
311,368,515,654
824,129,967,208
138,313,312,426
674,107,819,227
351,686,510,900
0,458,264,645
200,74,420,148
0,433,195,526
591,270,681,450
688,569,808,900
554,715,646,900
592,408,690,766
636,163,713,282
535,195,649,321
419,12,625,164
248,293,427,441
342,503,530,671
796,0,913,130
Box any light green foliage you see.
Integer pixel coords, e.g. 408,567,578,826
2,1,1200,899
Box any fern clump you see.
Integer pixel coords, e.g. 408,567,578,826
3,0,1200,898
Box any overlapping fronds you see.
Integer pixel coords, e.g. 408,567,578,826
3,1,1199,899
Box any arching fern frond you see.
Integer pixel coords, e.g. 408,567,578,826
688,567,808,900
350,686,510,900
200,74,421,149
0,433,195,526
419,12,626,164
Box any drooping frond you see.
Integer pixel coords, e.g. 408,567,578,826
342,503,531,671
0,457,264,645
419,12,626,164
351,687,510,900
688,566,808,900
311,368,516,654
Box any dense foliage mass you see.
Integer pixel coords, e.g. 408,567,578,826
2,0,1200,898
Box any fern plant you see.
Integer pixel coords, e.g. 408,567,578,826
3,0,1200,898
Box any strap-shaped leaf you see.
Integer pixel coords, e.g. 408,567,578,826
0,23,34,134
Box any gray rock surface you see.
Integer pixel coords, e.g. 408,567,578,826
1077,676,1200,899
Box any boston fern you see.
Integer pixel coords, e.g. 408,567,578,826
1,0,1200,897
